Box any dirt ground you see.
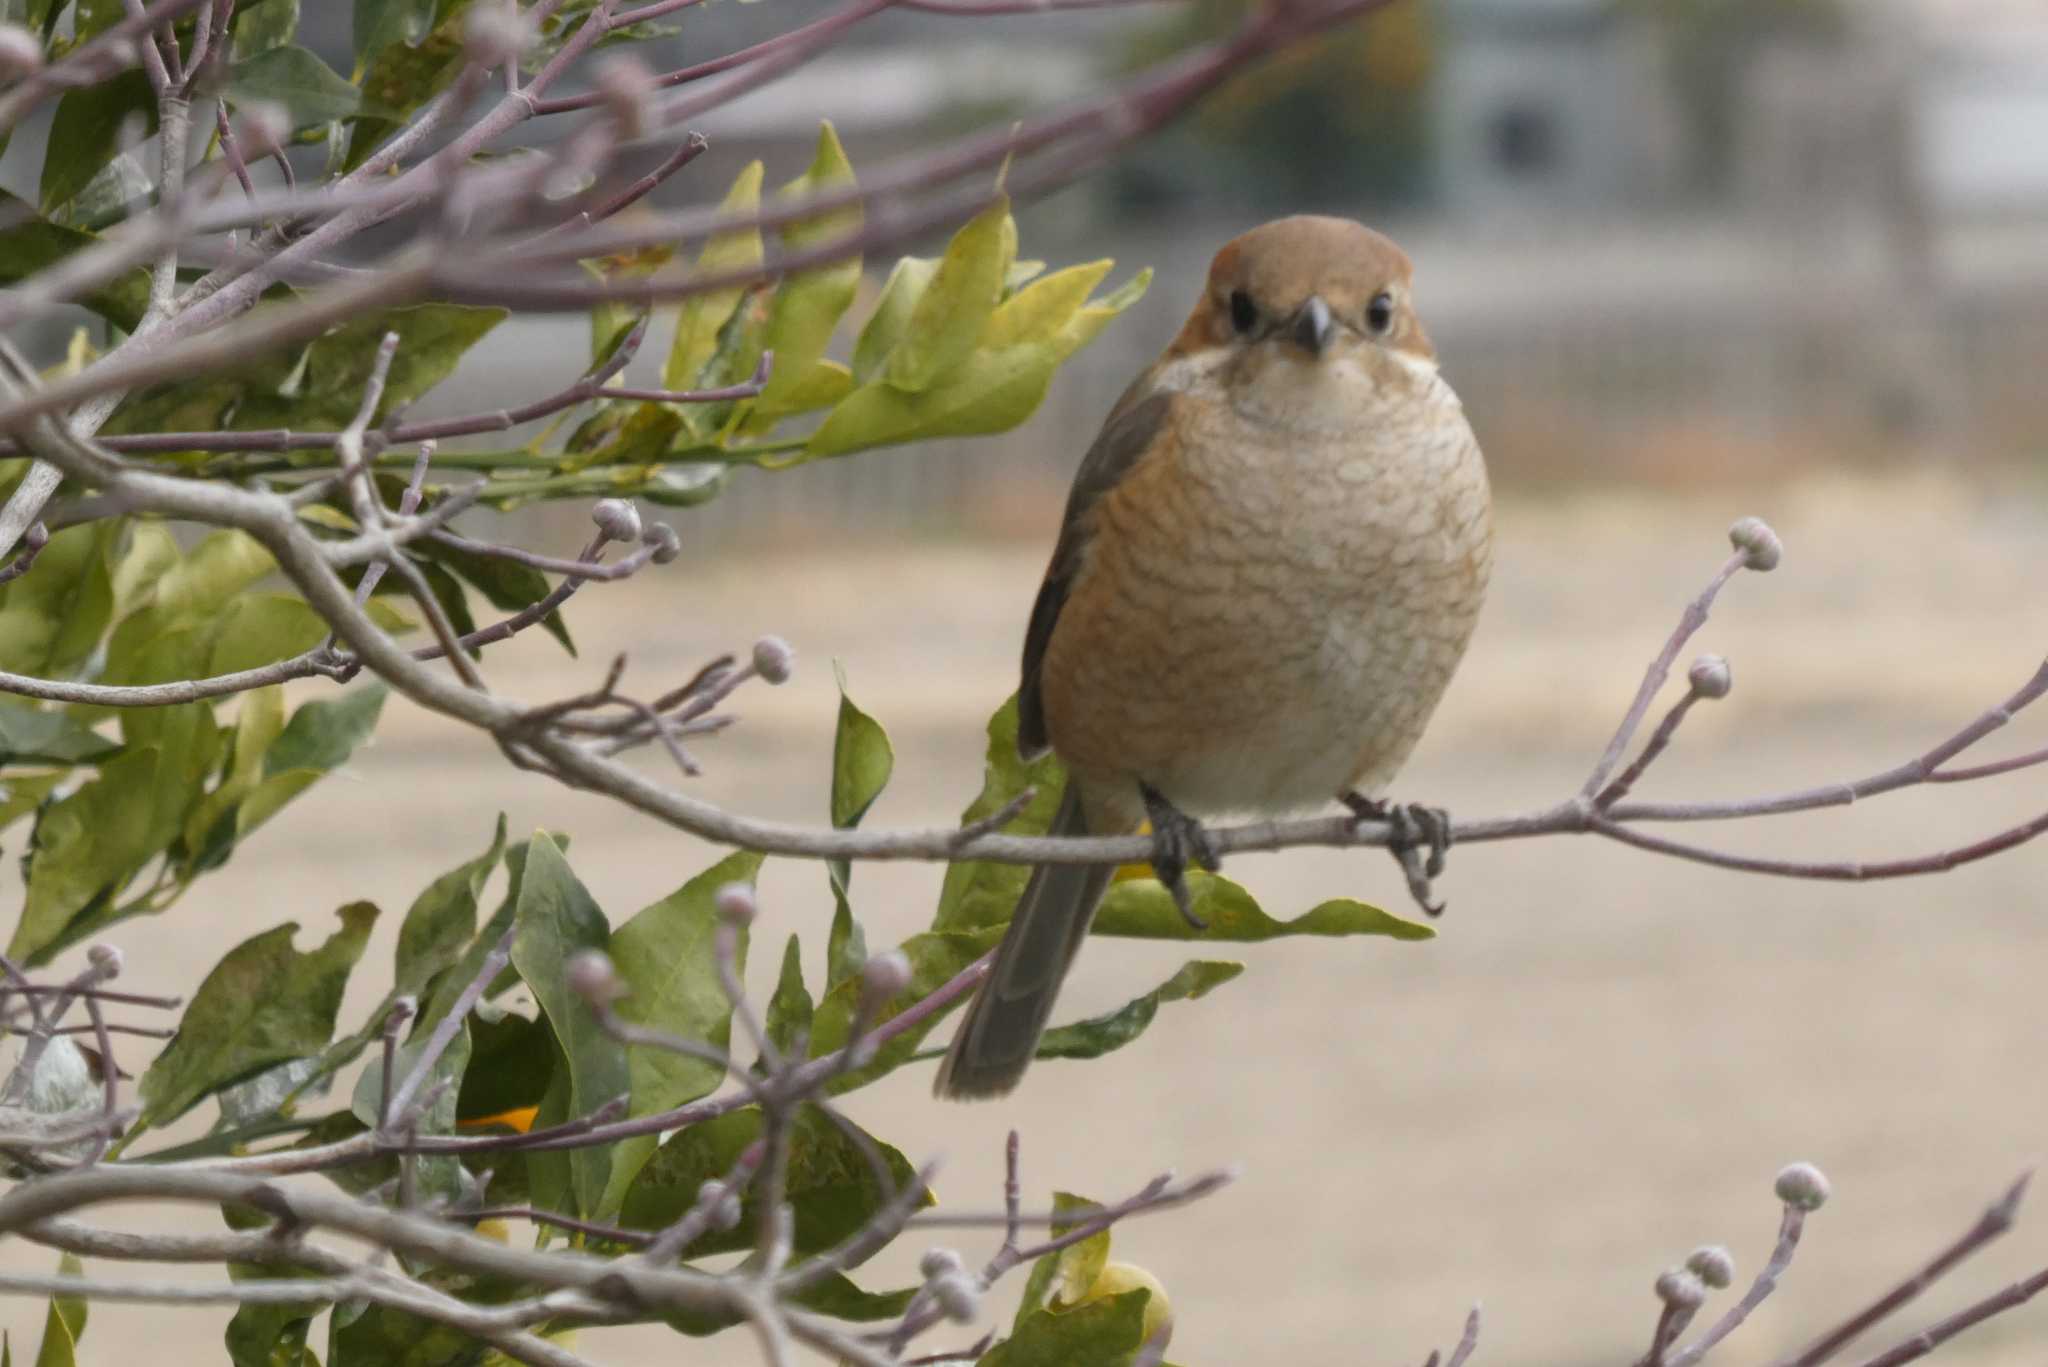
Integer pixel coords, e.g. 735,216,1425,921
6,469,2048,1365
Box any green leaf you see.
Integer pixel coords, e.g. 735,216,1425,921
137,903,377,1129
32,1253,86,1367
1034,960,1243,1061
0,707,116,766
13,745,160,963
231,0,299,55
349,1020,472,1203
983,1290,1150,1367
850,256,938,386
595,848,760,1216
206,594,327,676
1092,877,1434,943
103,303,505,437
510,834,627,1215
748,122,863,422
664,160,764,392
805,264,1148,461
665,1273,915,1336
226,1300,320,1367
415,539,574,654
620,1103,928,1257
821,895,865,996
1048,1193,1110,1306
0,520,115,679
395,815,506,999
830,667,893,831
263,684,386,776
808,927,1000,1093
763,933,813,1056
885,195,1013,393
40,69,155,214
353,0,435,63
932,696,1066,932
229,45,361,125
454,1006,552,1123
0,192,150,329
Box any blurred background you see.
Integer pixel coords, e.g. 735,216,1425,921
7,0,2048,1361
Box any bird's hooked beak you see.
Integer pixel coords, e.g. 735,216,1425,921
1291,295,1335,356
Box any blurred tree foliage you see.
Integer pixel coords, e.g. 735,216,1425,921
1620,0,1847,191
1110,0,1434,209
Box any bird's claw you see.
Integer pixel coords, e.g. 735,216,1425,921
1141,782,1218,930
1343,793,1453,918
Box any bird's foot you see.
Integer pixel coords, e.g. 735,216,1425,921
1140,782,1218,930
1342,792,1452,918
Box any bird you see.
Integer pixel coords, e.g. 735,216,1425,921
933,215,1493,1100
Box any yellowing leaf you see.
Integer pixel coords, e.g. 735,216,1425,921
663,160,764,392
851,256,939,385
749,122,863,423
885,196,1014,393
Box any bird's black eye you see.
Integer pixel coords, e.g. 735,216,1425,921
1228,290,1258,335
1366,291,1395,335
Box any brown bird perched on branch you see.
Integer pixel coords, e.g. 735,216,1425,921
934,215,1493,1100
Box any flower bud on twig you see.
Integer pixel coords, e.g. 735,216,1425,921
234,102,292,159
1687,654,1732,700
931,1270,981,1323
86,943,122,972
1655,1268,1707,1310
920,1247,964,1279
714,882,757,926
566,950,624,1006
463,2,534,67
1728,516,1782,572
643,523,681,564
1686,1245,1735,1289
0,24,42,78
752,636,795,685
861,950,912,1012
1775,1162,1831,1211
590,498,642,544
591,54,656,139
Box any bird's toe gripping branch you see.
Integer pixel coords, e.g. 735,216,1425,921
1139,782,1220,930
1343,793,1452,918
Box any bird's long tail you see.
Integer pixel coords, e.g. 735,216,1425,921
933,784,1111,1100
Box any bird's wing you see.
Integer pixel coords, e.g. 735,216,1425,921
1017,385,1178,759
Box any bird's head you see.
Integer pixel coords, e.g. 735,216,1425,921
1166,216,1440,429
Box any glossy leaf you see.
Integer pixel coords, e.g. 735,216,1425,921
595,849,760,1216
1092,877,1434,944
395,815,507,999
1034,960,1243,1061
137,903,378,1128
931,696,1066,933
229,45,361,125
510,834,627,1214
620,1103,928,1257
39,69,154,213
885,196,1013,393
749,122,863,422
0,707,116,766
1049,1193,1110,1307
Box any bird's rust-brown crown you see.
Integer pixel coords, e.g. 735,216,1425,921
1169,215,1434,361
